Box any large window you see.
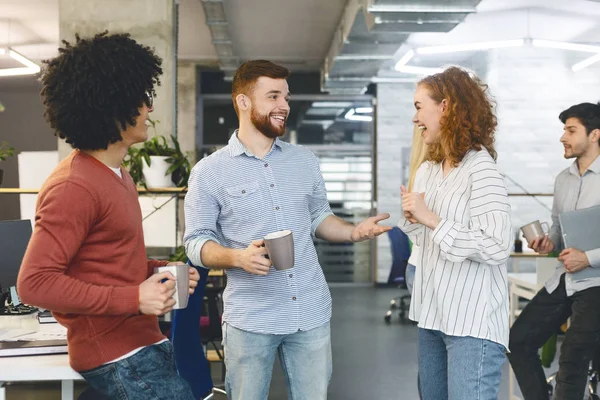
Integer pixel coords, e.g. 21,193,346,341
199,96,375,282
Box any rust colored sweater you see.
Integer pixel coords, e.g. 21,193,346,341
17,150,167,372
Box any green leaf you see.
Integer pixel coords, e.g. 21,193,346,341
541,333,557,368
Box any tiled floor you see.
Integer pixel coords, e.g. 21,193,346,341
6,285,550,399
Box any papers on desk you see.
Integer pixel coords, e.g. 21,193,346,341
0,323,67,342
0,324,68,357
0,328,37,341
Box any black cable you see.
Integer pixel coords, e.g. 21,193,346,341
503,173,552,212
141,193,180,221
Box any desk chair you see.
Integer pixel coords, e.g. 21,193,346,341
171,262,226,399
384,227,412,323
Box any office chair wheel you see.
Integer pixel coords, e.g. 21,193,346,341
384,310,392,323
390,299,398,309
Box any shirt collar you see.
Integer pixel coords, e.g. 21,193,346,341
589,154,600,173
569,154,600,176
228,130,284,158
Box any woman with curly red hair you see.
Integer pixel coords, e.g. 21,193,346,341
399,66,511,400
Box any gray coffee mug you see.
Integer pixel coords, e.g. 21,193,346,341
520,220,550,244
153,264,190,309
264,230,295,271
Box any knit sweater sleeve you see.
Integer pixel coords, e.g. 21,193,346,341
17,181,140,315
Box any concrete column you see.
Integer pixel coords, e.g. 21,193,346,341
375,82,416,283
176,62,197,159
57,0,177,159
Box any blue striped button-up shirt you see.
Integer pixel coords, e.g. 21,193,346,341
184,132,333,334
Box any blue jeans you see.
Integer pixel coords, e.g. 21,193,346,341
80,341,195,400
418,328,506,400
223,322,332,400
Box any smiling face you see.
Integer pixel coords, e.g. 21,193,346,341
246,77,290,139
412,84,446,146
120,99,153,146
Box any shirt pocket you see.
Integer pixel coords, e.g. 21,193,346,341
223,181,263,222
225,181,260,198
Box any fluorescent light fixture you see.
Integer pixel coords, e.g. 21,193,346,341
0,48,41,77
394,49,415,71
397,65,443,75
416,39,525,55
572,53,600,72
355,107,373,114
311,102,354,108
532,39,600,53
367,5,475,13
344,109,373,122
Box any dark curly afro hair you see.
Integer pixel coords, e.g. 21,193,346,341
40,31,163,150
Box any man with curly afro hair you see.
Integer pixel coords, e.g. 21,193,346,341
17,32,198,399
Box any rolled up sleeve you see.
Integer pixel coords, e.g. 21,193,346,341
184,166,221,269
308,154,334,235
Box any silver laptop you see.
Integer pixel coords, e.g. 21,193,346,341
558,205,600,281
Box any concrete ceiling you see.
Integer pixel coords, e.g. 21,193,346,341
379,0,600,82
1,0,600,92
0,0,59,62
224,0,347,71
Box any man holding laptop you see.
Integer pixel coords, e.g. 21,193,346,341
508,102,600,400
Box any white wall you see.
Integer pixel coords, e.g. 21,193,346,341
375,48,600,283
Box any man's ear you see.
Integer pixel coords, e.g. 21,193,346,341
236,94,250,112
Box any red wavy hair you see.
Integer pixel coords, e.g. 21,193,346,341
418,66,498,166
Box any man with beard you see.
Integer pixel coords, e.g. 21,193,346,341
508,102,600,400
183,60,391,399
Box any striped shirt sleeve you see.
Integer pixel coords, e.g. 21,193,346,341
184,163,221,268
308,153,334,235
431,161,511,265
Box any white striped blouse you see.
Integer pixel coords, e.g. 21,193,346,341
399,149,512,348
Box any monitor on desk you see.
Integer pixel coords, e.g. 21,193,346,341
0,220,32,301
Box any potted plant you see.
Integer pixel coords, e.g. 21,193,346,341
123,119,191,188
0,141,15,187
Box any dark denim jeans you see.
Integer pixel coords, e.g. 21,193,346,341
508,274,600,400
80,341,195,400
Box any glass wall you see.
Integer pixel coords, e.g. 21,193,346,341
198,96,375,282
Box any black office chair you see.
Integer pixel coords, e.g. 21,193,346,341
201,285,226,383
384,227,412,323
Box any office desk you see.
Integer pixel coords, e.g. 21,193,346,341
510,252,542,272
508,272,544,400
508,272,542,325
0,353,81,400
